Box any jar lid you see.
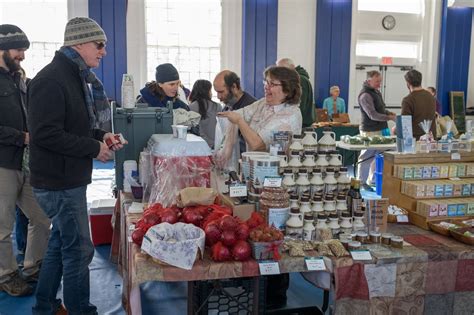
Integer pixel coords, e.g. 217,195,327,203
284,169,293,174
313,169,322,174
317,214,327,220
341,211,351,218
298,169,308,174
290,207,300,214
329,213,339,219
391,236,403,242
291,150,301,155
381,233,394,238
277,151,286,155
337,195,346,200
348,241,361,247
304,213,314,220
301,196,310,202
304,150,315,155
326,168,335,173
304,127,314,132
369,231,381,237
289,193,299,200
293,134,303,139
324,195,335,201
356,231,368,237
301,192,311,199
353,211,364,217
312,196,323,202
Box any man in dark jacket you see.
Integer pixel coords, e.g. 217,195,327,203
277,58,316,127
28,17,125,315
357,70,396,190
0,24,50,297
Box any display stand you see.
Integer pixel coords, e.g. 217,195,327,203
382,151,474,229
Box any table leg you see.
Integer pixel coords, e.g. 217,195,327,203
187,281,194,315
252,276,260,315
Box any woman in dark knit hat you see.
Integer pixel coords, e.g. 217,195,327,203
137,63,189,110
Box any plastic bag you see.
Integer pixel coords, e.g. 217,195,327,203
213,117,239,172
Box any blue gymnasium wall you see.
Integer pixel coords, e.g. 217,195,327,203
437,0,472,116
242,0,278,99
315,0,352,109
89,0,127,103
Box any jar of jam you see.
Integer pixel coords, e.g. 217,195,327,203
348,241,361,251
355,231,369,244
369,231,381,244
381,233,394,245
391,236,404,249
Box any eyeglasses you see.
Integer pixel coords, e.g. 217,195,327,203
94,41,106,50
263,80,282,88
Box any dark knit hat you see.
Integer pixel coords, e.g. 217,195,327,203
64,17,107,46
155,63,179,83
0,24,30,50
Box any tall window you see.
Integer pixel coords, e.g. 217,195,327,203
0,0,67,78
145,0,222,90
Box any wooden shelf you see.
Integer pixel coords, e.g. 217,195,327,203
384,151,474,164
407,211,474,230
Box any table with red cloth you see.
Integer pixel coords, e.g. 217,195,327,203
112,192,474,314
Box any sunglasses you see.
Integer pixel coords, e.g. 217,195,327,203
263,80,282,88
94,41,106,50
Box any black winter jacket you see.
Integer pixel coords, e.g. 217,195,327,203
28,51,107,190
0,68,27,170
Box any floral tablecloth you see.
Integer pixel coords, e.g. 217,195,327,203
334,224,474,314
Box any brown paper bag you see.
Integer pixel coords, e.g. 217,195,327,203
177,187,218,207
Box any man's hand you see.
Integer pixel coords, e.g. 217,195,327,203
388,114,397,121
103,132,128,151
96,142,113,162
24,132,29,145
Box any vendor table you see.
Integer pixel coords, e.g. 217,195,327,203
313,124,359,166
336,141,396,176
113,192,474,315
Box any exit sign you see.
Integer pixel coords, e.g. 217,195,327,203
381,57,393,65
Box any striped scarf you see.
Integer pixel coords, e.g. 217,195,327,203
59,46,111,130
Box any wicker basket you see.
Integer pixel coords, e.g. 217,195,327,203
428,220,467,237
450,227,474,246
250,240,283,260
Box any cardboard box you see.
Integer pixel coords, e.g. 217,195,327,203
219,194,255,221
89,199,116,246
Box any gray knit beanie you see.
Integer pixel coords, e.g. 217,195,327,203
155,63,180,83
64,17,107,46
0,24,30,50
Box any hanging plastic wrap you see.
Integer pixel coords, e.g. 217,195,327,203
213,116,240,172
148,134,212,207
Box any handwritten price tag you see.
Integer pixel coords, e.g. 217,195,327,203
263,176,282,188
305,257,326,271
258,261,280,275
229,184,247,197
350,250,372,261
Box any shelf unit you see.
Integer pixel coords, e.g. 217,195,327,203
382,151,474,230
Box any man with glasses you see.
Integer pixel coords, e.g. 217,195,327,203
213,70,256,153
0,24,51,297
28,17,125,315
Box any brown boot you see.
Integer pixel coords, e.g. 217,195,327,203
0,273,33,297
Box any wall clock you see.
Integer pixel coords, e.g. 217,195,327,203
382,15,396,31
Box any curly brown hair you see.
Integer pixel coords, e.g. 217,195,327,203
263,66,301,105
144,81,172,101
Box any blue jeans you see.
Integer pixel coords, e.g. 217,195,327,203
32,186,97,315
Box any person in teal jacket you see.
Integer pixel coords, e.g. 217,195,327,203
323,85,346,116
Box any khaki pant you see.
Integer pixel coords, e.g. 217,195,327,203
357,130,384,185
0,167,50,281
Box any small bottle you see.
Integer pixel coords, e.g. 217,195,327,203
277,151,288,175
282,169,296,193
121,74,135,109
340,211,353,235
299,195,312,214
324,168,338,195
353,211,366,232
310,168,325,197
302,213,315,240
289,134,304,153
323,194,337,216
350,179,363,215
286,207,303,240
289,192,299,209
288,151,302,174
311,195,324,216
296,169,311,196
328,213,340,238
336,194,348,215
315,213,330,241
337,167,351,193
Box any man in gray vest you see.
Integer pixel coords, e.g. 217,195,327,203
357,70,396,190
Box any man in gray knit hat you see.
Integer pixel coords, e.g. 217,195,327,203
29,17,125,315
0,24,51,297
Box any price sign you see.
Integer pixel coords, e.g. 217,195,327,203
263,176,282,188
350,250,372,261
258,261,280,275
229,184,247,197
305,257,326,271
451,153,461,160
397,215,409,223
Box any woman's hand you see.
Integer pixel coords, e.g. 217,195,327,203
217,111,242,125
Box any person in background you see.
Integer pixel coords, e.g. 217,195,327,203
322,85,346,116
402,70,437,140
137,63,189,110
276,57,315,128
28,17,126,315
189,79,222,149
427,86,442,115
0,24,50,298
357,70,396,191
213,70,256,153
218,66,302,309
